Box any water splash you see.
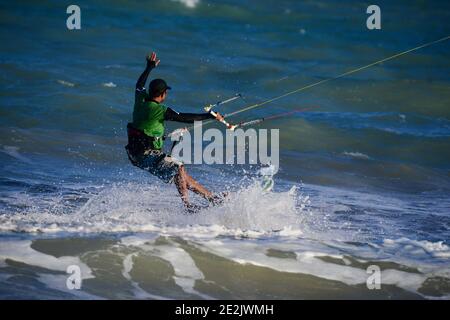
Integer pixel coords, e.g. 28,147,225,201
0,180,309,236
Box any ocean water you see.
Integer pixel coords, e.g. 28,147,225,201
0,0,449,299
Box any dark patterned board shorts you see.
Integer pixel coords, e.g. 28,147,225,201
128,149,183,184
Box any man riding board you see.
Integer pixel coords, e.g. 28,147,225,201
126,52,225,212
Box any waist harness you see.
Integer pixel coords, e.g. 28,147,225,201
125,123,164,161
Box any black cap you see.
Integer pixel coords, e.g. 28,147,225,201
148,78,171,97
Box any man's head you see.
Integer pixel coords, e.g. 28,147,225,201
149,78,171,102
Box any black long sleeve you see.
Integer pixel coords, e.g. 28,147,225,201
135,61,156,90
164,107,215,123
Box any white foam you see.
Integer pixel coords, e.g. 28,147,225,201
0,240,93,280
0,181,306,237
2,178,449,298
383,238,450,259
102,82,116,88
277,227,303,237
122,253,169,299
342,151,371,160
57,79,75,87
192,239,428,293
172,0,200,8
120,236,212,298
155,245,211,298
380,269,425,293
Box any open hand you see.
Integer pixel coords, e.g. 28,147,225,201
146,52,160,67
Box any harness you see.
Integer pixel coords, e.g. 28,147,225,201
125,123,165,164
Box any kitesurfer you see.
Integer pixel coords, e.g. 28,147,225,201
126,52,225,212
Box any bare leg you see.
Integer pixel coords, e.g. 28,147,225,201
184,170,226,205
175,166,213,202
185,172,213,200
174,166,225,210
174,166,190,206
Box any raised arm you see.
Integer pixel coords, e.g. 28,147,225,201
135,52,160,90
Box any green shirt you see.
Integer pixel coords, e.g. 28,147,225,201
132,90,167,150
